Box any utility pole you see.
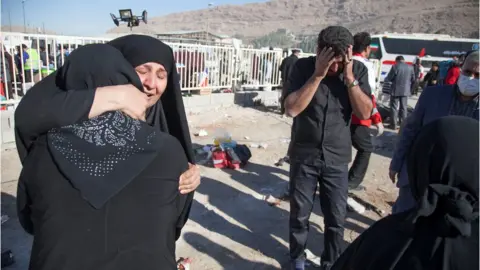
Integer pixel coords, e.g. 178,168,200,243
205,2,214,44
22,0,28,33
8,7,13,31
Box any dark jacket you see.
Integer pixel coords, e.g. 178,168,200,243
423,70,440,87
385,62,415,97
279,54,298,83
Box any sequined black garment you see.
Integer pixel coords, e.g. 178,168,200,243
48,110,160,208
45,44,162,209
18,133,188,270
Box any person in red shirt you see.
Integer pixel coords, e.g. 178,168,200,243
445,62,461,85
349,32,384,191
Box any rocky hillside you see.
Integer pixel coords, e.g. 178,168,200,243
107,0,479,39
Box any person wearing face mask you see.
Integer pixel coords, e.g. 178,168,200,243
388,50,479,214
14,35,200,197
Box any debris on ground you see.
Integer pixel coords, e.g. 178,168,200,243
274,156,290,167
194,146,213,165
192,128,253,170
347,197,366,214
244,136,250,140
248,142,268,149
177,257,192,270
349,193,386,217
197,144,252,170
213,128,233,146
264,194,281,206
194,129,208,137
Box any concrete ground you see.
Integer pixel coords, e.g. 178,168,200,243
0,101,416,269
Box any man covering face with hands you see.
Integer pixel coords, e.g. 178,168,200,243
283,26,373,270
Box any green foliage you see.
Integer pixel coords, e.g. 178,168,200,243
251,29,295,49
250,29,317,53
296,36,317,53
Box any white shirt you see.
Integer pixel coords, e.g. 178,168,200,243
352,55,376,96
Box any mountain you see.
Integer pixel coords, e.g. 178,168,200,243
106,0,479,39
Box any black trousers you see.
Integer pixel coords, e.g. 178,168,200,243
411,79,421,95
348,125,374,188
289,157,348,268
280,83,288,115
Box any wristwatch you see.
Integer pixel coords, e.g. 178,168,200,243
347,79,359,89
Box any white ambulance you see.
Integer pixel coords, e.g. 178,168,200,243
370,32,479,82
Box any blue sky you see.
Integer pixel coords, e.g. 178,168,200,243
1,0,266,36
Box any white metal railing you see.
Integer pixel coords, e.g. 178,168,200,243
0,32,289,105
1,32,110,103
235,48,282,89
169,42,236,91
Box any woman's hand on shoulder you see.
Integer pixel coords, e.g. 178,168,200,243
92,85,149,121
179,163,201,194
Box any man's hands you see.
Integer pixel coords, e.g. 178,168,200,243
314,45,354,80
314,47,335,78
375,122,385,137
343,45,355,83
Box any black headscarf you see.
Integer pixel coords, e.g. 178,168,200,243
47,44,162,209
407,115,479,237
331,116,479,270
108,35,194,163
108,35,195,238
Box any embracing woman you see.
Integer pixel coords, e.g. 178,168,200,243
15,36,200,270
